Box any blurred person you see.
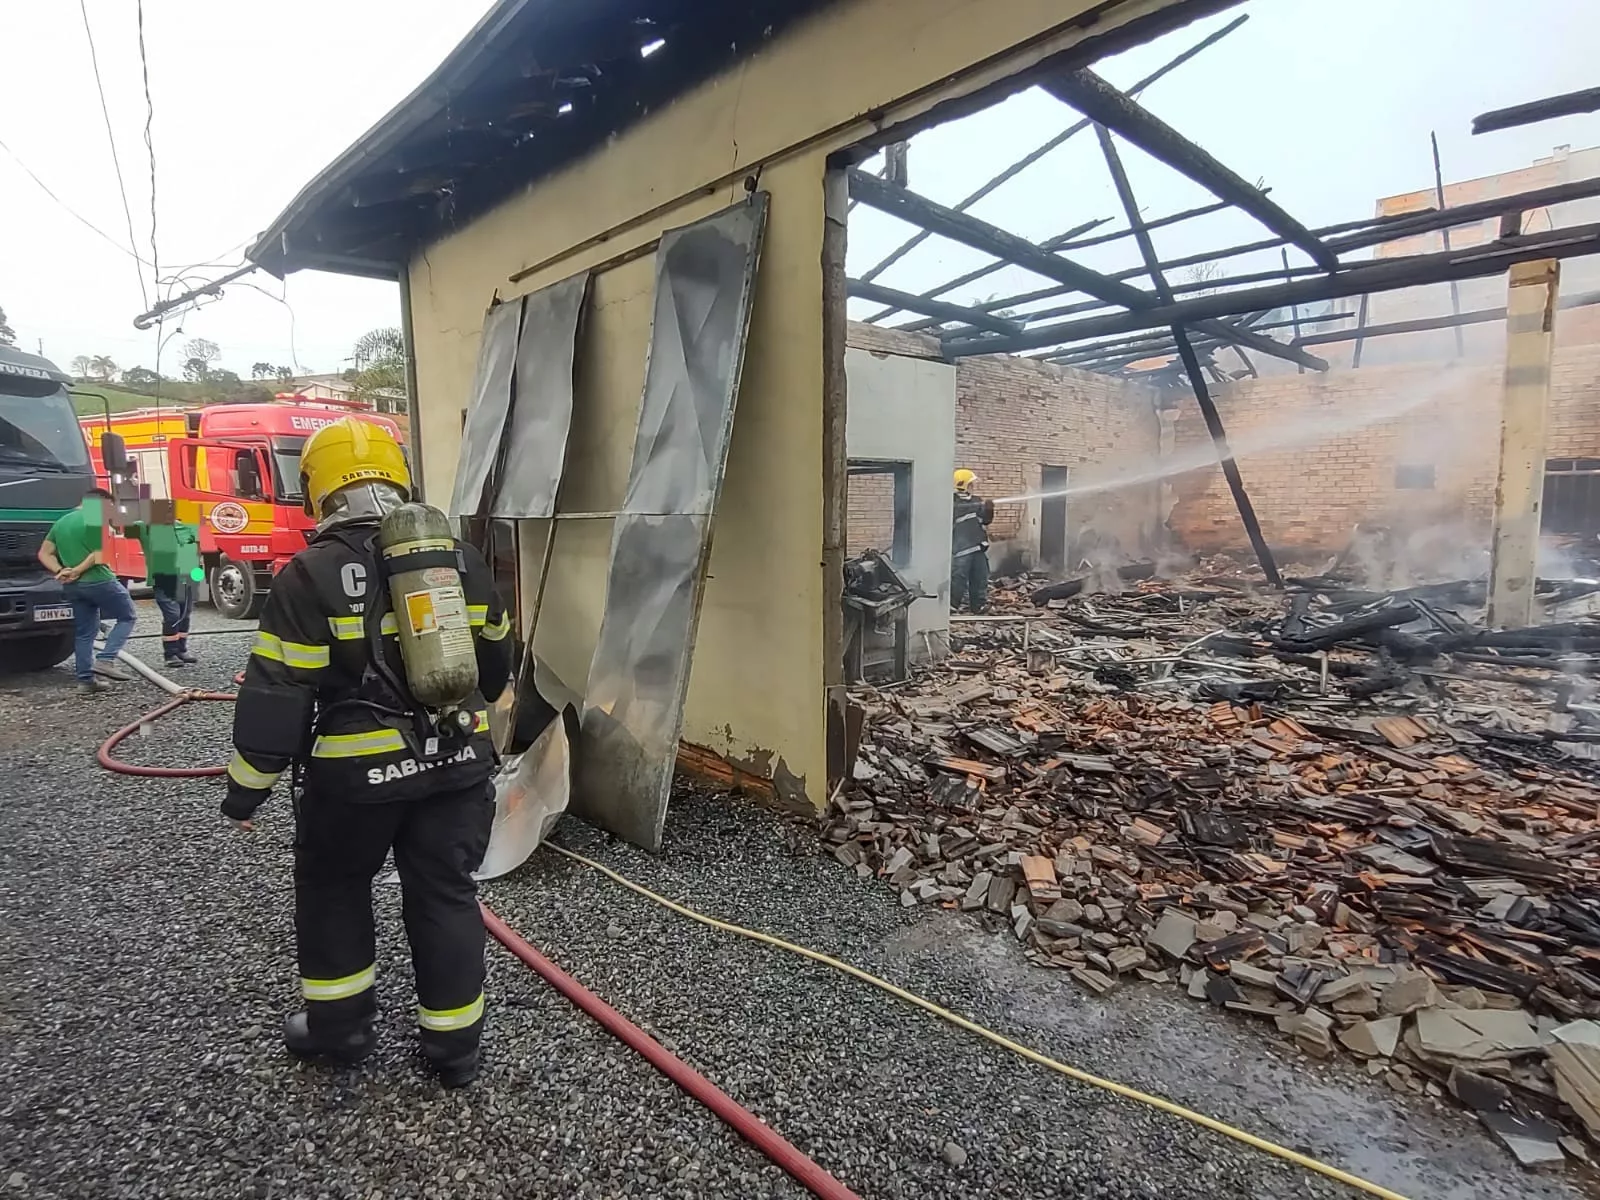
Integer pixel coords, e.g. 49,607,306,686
37,486,134,692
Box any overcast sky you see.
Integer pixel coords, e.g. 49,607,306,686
2,0,1596,378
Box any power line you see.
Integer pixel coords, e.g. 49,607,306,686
0,135,154,267
77,0,148,309
136,0,161,297
239,280,306,372
0,137,250,285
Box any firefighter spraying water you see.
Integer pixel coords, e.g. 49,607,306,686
221,417,513,1087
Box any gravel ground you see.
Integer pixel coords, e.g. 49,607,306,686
1,599,1594,1199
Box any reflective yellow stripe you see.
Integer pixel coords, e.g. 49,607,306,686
227,753,281,791
467,605,488,626
481,611,511,642
327,615,364,641
380,613,398,635
252,631,329,670
475,710,489,732
302,965,376,1001
311,728,408,758
418,992,484,1031
251,631,285,661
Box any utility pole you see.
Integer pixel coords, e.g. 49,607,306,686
1487,259,1560,628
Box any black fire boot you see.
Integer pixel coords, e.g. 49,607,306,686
427,1050,480,1089
283,1012,377,1065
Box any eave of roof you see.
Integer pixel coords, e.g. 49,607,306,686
248,0,838,280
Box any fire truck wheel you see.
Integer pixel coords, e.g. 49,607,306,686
1,630,75,673
210,557,266,621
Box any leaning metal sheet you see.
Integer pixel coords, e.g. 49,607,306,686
622,195,770,517
447,298,522,518
575,513,709,849
573,197,769,850
492,271,589,519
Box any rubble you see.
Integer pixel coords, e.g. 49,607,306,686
831,557,1600,1168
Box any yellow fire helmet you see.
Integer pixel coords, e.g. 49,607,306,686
953,468,977,493
299,417,411,519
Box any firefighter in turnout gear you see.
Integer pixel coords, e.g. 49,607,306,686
951,468,995,614
221,418,513,1087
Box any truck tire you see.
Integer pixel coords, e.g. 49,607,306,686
210,557,266,620
1,630,76,673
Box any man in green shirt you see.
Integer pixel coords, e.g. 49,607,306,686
38,488,136,692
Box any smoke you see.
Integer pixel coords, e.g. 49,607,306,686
1334,518,1493,589
989,364,1477,508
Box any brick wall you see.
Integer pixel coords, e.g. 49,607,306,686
1168,343,1600,555
846,321,942,360
841,323,1165,571
954,352,1163,568
846,470,897,557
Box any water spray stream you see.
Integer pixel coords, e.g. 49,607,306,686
987,367,1472,507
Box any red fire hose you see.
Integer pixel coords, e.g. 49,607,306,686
480,905,861,1200
97,691,237,777
96,682,862,1200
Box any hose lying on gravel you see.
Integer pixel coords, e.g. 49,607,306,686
97,655,1410,1200
98,690,235,778
542,842,1414,1200
95,657,862,1200
480,905,862,1200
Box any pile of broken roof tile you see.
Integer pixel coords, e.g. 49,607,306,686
830,568,1600,1168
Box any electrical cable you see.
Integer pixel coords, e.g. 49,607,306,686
237,280,305,373
77,0,148,309
0,136,151,268
136,0,161,293
541,842,1415,1200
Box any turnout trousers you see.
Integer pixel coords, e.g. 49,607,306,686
293,780,494,1070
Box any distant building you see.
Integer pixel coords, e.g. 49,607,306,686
276,372,408,415
1209,145,1600,376
1355,144,1600,366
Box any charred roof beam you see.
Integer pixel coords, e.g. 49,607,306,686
944,219,1600,356
849,166,1323,371
866,216,1110,327
1473,86,1600,135
1092,121,1283,586
854,13,1250,289
846,279,1023,335
1041,67,1339,273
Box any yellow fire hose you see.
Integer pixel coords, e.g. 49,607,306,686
544,842,1413,1200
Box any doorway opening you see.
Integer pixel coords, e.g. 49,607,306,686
1039,464,1070,568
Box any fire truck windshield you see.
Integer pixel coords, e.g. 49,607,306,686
271,436,305,502
270,429,407,504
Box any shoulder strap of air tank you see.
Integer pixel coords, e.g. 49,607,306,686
381,531,467,576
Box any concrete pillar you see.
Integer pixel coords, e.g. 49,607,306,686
1487,259,1560,629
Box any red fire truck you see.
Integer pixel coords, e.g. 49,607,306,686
82,399,406,618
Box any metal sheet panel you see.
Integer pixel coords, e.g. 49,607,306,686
573,197,769,850
574,513,709,849
622,195,769,516
492,271,589,518
447,298,522,518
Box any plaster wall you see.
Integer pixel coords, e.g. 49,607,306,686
845,346,957,651
404,0,1198,808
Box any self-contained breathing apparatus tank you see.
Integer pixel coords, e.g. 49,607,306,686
377,502,480,744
